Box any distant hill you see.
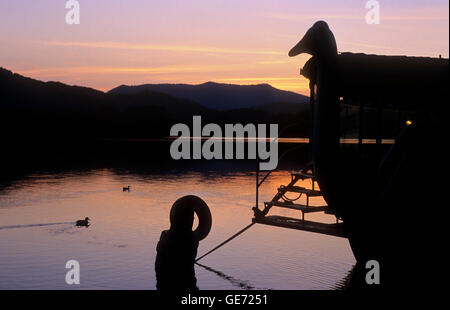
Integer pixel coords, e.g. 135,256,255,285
0,67,208,117
0,67,311,156
0,67,209,141
108,81,309,111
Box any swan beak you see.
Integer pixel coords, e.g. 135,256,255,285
289,39,306,57
289,32,313,57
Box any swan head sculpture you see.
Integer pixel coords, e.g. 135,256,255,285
289,21,337,59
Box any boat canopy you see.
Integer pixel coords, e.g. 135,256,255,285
301,52,449,110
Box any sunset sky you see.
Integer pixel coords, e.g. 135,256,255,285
0,0,448,95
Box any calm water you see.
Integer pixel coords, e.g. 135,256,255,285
0,167,355,290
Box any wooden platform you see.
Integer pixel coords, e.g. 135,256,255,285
266,201,329,213
253,215,347,238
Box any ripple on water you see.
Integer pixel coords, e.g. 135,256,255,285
0,169,355,289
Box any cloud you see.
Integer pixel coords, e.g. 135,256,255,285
18,64,240,76
256,59,292,65
40,41,284,56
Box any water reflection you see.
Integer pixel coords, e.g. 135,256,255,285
0,166,355,289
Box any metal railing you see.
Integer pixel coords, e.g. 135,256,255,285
254,123,310,212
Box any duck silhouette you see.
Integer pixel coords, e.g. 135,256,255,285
76,217,90,227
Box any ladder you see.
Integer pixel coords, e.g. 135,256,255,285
265,169,336,220
252,166,346,238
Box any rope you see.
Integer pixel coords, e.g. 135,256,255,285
195,222,255,262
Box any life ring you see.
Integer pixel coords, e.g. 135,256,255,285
169,195,212,241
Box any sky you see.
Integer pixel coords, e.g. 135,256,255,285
0,0,448,95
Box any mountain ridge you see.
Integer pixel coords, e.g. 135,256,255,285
108,81,309,111
0,67,310,141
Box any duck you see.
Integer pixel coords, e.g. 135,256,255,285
76,217,90,227
123,185,130,192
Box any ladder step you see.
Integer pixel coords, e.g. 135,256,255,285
279,186,322,196
266,201,329,213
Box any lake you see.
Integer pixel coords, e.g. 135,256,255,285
0,165,355,290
